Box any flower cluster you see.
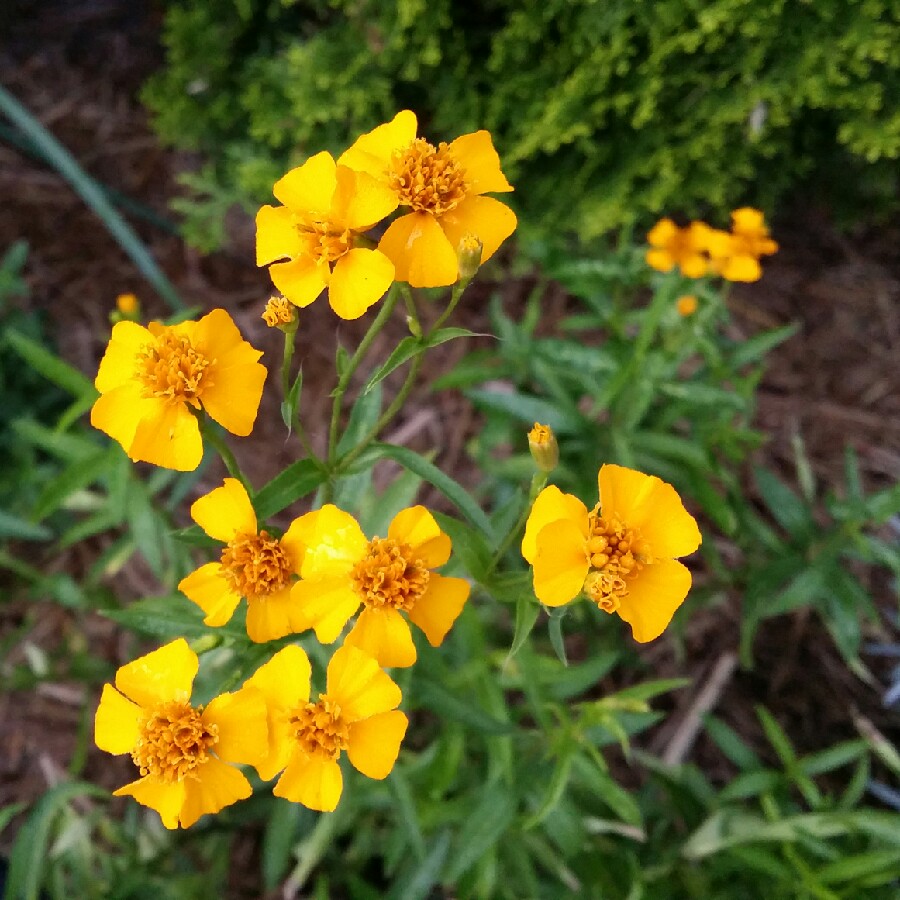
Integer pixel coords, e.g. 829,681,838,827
646,208,778,282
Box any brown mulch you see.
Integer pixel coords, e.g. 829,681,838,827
1,0,898,886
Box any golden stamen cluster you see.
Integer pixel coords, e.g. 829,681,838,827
582,511,649,613
220,530,294,600
389,139,468,216
131,700,219,782
262,295,295,327
297,219,352,265
137,333,211,405
350,537,431,611
290,696,350,760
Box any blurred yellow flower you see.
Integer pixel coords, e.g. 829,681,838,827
256,151,396,319
94,639,268,828
707,208,778,282
676,294,699,317
291,505,470,667
339,110,517,288
116,293,139,316
90,309,266,471
522,464,701,642
178,478,307,642
245,644,408,812
645,219,712,278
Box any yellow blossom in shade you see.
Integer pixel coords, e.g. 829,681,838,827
245,644,408,812
338,110,517,288
94,639,268,828
646,219,712,278
521,465,702,642
676,295,699,317
707,208,778,283
178,478,307,643
256,152,397,320
90,309,266,471
290,505,470,668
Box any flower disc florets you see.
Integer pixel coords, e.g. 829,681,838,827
131,700,219,783
350,537,431,612
220,529,294,600
137,333,211,406
290,695,350,760
389,138,468,216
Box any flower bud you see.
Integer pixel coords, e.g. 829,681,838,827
111,292,140,323
457,233,483,282
676,294,698,317
262,294,298,332
528,423,558,472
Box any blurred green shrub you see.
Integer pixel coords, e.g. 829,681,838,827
144,0,899,250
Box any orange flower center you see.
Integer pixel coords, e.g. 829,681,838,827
220,530,293,599
389,138,468,216
582,511,650,614
138,332,212,406
262,295,295,327
350,537,430,611
295,219,352,266
131,700,218,783
290,695,350,760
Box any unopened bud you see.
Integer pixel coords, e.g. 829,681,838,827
262,294,298,332
406,314,422,338
457,233,483,281
676,294,698,317
528,422,558,472
111,292,140,323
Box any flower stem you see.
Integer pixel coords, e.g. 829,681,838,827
485,472,547,576
281,326,322,466
201,416,252,495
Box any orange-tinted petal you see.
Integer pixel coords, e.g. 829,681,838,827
721,255,762,282
437,195,517,265
645,248,676,272
202,686,268,768
331,166,398,231
447,131,513,195
347,710,408,779
94,684,141,754
378,212,458,288
532,519,589,607
269,258,328,309
272,151,337,216
95,321,149,393
338,110,418,181
179,757,252,828
179,563,242,626
279,517,308,573
522,485,588,565
326,645,401,722
190,477,256,542
328,248,394,320
274,753,343,812
128,398,203,471
256,205,302,266
90,382,153,458
406,573,469,647
616,558,693,642
115,638,197,709
114,776,185,830
680,254,708,279
647,218,677,248
344,608,417,668
732,207,766,233
387,506,451,568
246,585,302,643
290,577,359,643
297,505,367,579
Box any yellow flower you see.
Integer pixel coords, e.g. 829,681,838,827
290,505,470,667
245,644,408,812
178,478,307,643
707,208,778,282
676,294,699,317
338,110,517,288
256,151,397,319
90,309,266,471
645,219,712,278
521,464,702,642
94,639,268,829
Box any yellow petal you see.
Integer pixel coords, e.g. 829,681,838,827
190,477,256,542
94,684,141,754
274,753,343,812
328,248,394,320
347,710,408,779
272,151,337,215
387,506,451,568
647,218,677,247
732,207,766,233
597,464,701,559
115,638,198,709
326,645,401,721
437,195,517,265
532,519,589,607
256,205,302,266
331,166,398,231
95,321,149,393
179,757,252,828
202,686,268,767
297,505,367,579
269,258,328,309
90,383,153,458
338,110,418,180
680,254,708,279
447,130,513,195
406,573,469,647
521,485,588,564
128,398,203,471
645,248,675,272
290,577,359,644
378,212,458,288
721,254,762,282
616,558,693,642
179,563,242,626
246,586,302,643
344,608,417,668
114,777,185,830
279,517,308,573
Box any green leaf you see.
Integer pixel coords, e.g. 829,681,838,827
524,751,574,828
754,467,813,539
31,448,113,521
443,784,517,882
547,609,568,666
506,595,541,663
465,388,582,434
432,512,492,581
414,677,512,735
731,323,798,367
704,715,762,770
103,594,246,640
4,328,95,398
818,849,900,886
0,510,52,541
337,381,382,453
261,798,303,890
387,832,451,900
254,459,326,520
280,368,303,433
800,740,868,777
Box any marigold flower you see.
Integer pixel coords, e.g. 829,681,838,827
676,294,699,317
646,219,712,278
707,208,778,282
256,151,397,319
338,110,517,288
90,309,266,471
521,464,702,642
245,643,407,812
290,505,470,667
178,478,307,642
94,639,268,828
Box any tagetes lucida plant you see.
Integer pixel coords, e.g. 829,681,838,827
86,114,750,831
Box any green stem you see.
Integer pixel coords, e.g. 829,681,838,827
280,327,322,465
485,472,547,576
431,277,470,333
201,417,252,494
